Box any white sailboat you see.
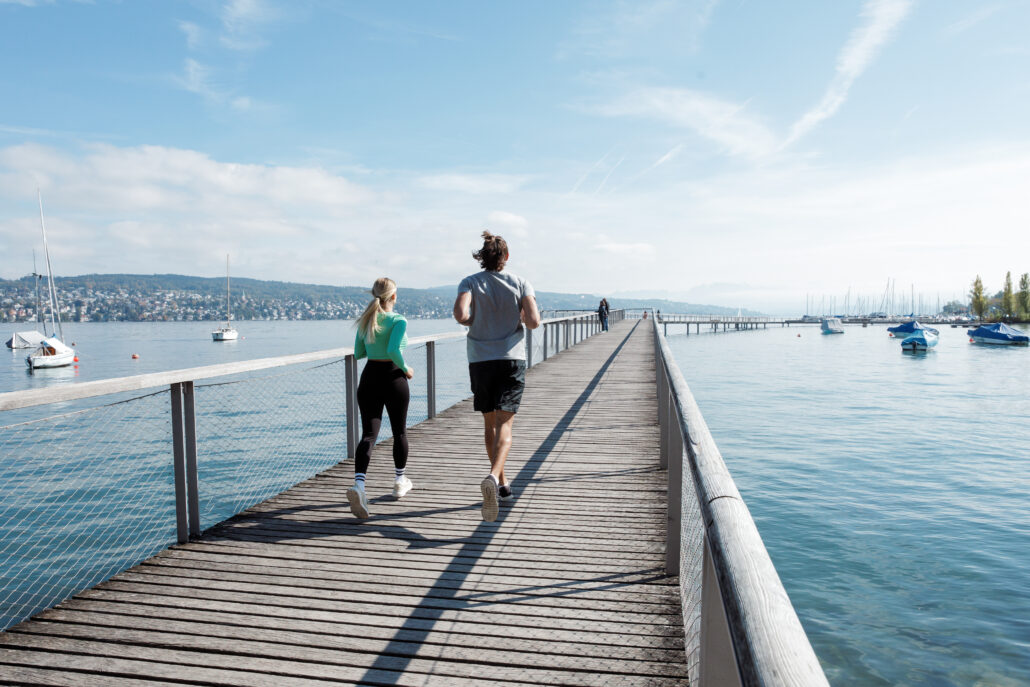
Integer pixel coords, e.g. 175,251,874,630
5,253,48,349
26,192,75,370
211,254,239,341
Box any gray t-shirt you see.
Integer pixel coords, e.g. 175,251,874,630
458,270,535,363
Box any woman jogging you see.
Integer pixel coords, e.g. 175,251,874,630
348,277,415,519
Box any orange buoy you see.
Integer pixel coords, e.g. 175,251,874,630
797,333,801,337
73,356,79,362
131,353,140,359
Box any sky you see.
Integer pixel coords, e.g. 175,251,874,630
1,0,1029,315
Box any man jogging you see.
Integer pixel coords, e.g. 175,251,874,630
454,231,540,521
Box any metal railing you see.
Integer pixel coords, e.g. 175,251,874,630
653,314,829,686
0,312,617,632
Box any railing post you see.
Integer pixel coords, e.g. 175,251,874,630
543,323,549,361
183,380,200,537
345,354,358,460
169,383,188,545
426,341,437,419
526,327,534,368
700,537,742,687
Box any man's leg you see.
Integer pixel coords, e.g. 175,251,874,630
480,409,515,521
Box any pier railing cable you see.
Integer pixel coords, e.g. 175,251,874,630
653,313,829,686
0,311,620,632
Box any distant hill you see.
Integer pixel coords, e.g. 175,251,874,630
0,273,763,322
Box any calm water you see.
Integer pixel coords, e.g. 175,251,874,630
668,322,1030,686
3,319,1029,684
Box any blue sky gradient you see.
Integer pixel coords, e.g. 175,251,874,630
2,0,1028,313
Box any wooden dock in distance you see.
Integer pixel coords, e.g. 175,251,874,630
0,320,689,686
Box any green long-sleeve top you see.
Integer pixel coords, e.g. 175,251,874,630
354,311,412,373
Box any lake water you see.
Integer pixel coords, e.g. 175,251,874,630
667,322,1030,686
2,318,1029,684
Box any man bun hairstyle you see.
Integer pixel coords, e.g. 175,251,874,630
473,231,508,271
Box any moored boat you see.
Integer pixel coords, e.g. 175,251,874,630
26,336,75,369
211,254,239,341
821,317,844,334
6,330,46,349
888,320,937,338
966,323,1029,346
901,329,938,351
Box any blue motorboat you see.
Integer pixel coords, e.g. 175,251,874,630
901,329,938,351
966,322,1029,346
888,321,938,337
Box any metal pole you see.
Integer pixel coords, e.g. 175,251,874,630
426,341,437,419
169,383,188,545
526,327,534,368
543,323,549,361
183,381,200,537
345,354,358,460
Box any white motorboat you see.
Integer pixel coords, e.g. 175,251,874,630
25,192,75,371
212,254,239,341
820,317,844,334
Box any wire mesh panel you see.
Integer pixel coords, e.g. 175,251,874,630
406,343,429,427
193,359,347,530
679,439,705,682
434,337,471,412
0,392,175,631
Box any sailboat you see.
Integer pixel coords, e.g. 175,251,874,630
5,253,48,349
211,254,239,341
26,192,75,370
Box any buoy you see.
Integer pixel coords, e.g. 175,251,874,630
73,356,79,362
131,353,140,359
797,333,801,337
969,338,974,343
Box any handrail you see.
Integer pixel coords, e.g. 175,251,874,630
652,315,828,686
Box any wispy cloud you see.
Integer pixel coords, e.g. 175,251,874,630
417,173,529,194
599,87,778,158
784,0,913,147
594,155,625,194
942,4,1001,38
178,20,203,50
561,0,720,58
174,58,256,111
220,0,277,51
487,210,529,237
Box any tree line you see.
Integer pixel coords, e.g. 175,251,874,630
969,272,1030,321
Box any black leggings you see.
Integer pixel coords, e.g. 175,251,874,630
355,360,410,475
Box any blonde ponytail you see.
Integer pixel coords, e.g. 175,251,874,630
355,277,397,344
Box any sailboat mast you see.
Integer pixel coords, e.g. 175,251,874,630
226,254,231,327
33,249,44,333
37,191,64,341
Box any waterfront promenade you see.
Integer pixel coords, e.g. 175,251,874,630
0,320,691,686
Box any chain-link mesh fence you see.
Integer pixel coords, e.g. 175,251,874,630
0,391,175,631
193,358,348,530
1,316,611,633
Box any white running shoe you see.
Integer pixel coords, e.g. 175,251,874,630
481,476,499,522
347,485,370,519
498,483,514,502
393,476,414,499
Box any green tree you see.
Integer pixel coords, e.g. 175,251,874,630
1001,271,1015,321
970,275,988,320
1019,273,1030,320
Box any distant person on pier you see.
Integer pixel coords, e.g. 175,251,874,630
454,231,540,521
347,277,415,519
597,298,610,332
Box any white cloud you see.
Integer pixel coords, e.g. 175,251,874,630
220,0,277,51
174,58,258,112
486,211,529,237
785,0,913,147
178,20,203,50
593,241,656,258
942,5,1001,38
599,87,778,158
417,173,529,194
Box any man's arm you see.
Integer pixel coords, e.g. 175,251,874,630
520,294,541,329
453,291,473,325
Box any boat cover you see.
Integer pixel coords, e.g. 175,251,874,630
5,330,46,349
966,323,1030,343
888,321,939,335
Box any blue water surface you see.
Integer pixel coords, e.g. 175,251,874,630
668,322,1030,686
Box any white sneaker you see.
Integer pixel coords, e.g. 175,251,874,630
347,485,369,519
498,483,514,502
481,476,499,522
393,476,414,499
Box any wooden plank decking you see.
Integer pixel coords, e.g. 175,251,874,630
0,319,688,686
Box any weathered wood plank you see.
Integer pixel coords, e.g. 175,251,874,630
0,321,690,686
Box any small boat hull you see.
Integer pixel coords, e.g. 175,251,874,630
212,327,239,341
26,337,75,369
966,323,1029,345
820,318,844,334
901,331,938,351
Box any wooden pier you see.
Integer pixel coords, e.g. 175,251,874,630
0,320,689,686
